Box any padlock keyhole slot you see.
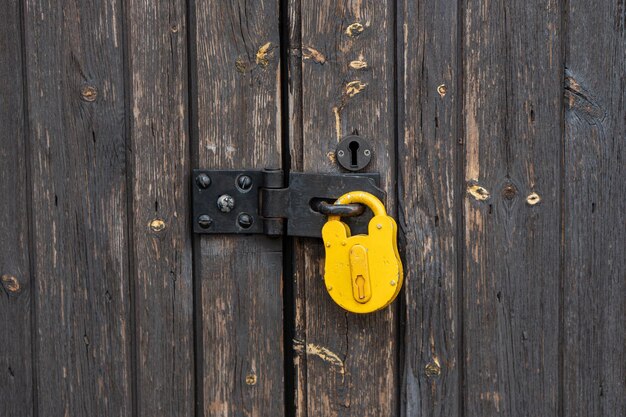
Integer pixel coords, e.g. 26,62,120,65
348,140,360,168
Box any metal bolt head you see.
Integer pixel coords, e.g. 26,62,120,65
237,213,253,229
337,150,345,157
390,280,397,286
363,149,371,156
237,175,253,191
217,194,235,213
376,224,383,229
196,173,211,189
197,214,213,229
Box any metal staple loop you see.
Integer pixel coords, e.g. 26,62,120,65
314,201,365,217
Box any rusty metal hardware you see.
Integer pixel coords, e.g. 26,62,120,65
310,200,365,217
192,169,384,238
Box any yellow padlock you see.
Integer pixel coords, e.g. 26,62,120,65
322,191,403,313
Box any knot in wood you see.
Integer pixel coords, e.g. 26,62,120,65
1,274,20,293
502,184,517,200
345,22,364,37
425,361,441,377
80,85,98,102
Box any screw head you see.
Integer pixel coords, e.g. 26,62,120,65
196,173,211,189
217,194,235,213
237,175,253,191
237,213,253,229
198,214,213,229
363,149,371,156
390,280,397,286
337,150,345,157
376,224,383,229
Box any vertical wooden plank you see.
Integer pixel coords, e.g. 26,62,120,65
563,1,626,415
289,1,397,415
23,0,132,415
192,0,285,415
462,0,561,415
0,1,33,416
126,0,194,415
397,0,459,415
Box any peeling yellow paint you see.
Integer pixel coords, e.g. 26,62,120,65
526,192,541,205
149,219,166,232
465,83,480,179
302,46,326,64
294,339,345,376
256,42,273,66
345,80,367,97
345,22,364,37
332,106,342,140
467,184,490,201
349,55,368,69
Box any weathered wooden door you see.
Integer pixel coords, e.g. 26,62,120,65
1,0,625,416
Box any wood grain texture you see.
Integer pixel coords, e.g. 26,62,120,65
23,0,132,415
288,1,398,415
126,0,194,415
462,0,562,415
563,1,626,415
0,2,33,416
397,0,459,415
192,0,285,415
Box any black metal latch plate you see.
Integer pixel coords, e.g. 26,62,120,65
192,169,385,238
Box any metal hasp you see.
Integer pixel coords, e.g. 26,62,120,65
192,169,385,238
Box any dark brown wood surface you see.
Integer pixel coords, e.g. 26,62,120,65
563,0,626,415
397,0,460,415
0,2,32,416
126,0,195,415
461,0,562,415
22,0,132,415
1,0,625,416
192,0,285,415
288,1,398,416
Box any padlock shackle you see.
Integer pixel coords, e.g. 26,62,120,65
328,191,386,221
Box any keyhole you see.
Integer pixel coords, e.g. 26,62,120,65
349,140,360,168
355,275,366,299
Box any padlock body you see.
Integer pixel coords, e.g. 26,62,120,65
322,214,403,313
